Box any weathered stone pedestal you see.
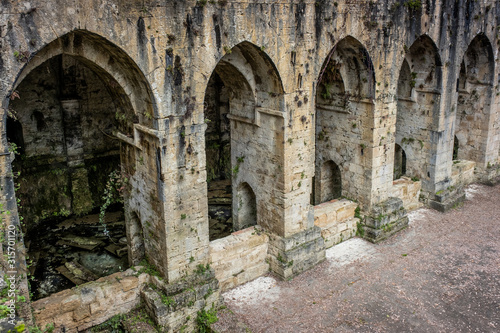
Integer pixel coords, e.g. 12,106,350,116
429,186,465,212
141,268,220,332
267,226,325,279
361,197,409,243
478,164,500,186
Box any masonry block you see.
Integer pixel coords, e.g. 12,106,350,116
361,197,409,243
267,226,325,280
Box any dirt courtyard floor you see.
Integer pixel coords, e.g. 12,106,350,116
213,183,500,333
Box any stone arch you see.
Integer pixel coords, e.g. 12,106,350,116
394,34,442,185
3,31,162,299
315,160,342,204
394,144,407,180
397,60,413,99
6,30,157,130
315,36,375,206
233,182,258,231
406,34,443,91
317,36,376,107
455,34,495,165
204,41,285,239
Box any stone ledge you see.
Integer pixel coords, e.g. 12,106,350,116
31,268,149,333
209,226,269,291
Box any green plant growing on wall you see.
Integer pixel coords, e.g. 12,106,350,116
404,0,422,10
99,169,126,239
223,45,232,54
410,72,417,88
196,306,218,333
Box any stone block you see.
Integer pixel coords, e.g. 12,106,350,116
119,276,139,292
73,305,91,321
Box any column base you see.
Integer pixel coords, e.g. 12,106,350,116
361,197,409,243
429,185,465,212
141,268,220,332
267,226,325,280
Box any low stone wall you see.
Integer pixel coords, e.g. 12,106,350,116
391,177,422,211
31,268,148,332
314,199,358,249
209,226,269,291
452,160,476,187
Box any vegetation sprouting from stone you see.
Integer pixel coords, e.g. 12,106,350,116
99,169,126,238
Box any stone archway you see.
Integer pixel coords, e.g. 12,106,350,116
203,41,285,240
315,36,375,206
455,34,495,166
3,30,162,303
395,35,442,186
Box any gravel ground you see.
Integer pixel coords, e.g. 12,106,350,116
213,183,500,333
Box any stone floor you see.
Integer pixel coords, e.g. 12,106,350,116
213,183,500,333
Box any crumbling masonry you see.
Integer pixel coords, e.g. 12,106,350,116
0,0,499,331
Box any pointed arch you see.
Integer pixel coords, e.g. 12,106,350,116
406,35,443,91
454,33,495,166
7,30,157,130
317,36,376,103
204,40,285,239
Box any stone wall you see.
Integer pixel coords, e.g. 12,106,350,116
391,177,422,212
451,160,476,187
209,226,269,291
0,0,499,329
31,269,148,332
314,199,358,249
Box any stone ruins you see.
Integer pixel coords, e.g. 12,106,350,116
0,0,498,331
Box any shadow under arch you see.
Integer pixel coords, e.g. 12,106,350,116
317,35,376,103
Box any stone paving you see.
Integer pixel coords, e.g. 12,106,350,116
213,183,500,333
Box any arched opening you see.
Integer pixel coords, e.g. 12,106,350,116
455,34,495,165
6,117,25,156
397,60,413,99
315,36,375,206
204,42,284,241
318,160,342,203
5,31,157,300
395,35,442,183
234,182,257,230
394,144,407,180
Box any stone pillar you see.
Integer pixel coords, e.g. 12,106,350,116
266,94,326,280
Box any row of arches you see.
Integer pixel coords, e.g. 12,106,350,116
2,29,496,299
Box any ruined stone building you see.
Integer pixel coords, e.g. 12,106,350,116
0,0,499,331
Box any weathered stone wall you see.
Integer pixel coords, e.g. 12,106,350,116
314,199,358,248
31,269,148,332
391,177,422,211
0,0,499,329
209,226,269,291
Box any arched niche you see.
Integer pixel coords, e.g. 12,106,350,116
393,144,407,180
314,36,375,206
455,34,495,165
234,182,257,231
204,41,285,240
394,35,442,183
315,160,342,204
